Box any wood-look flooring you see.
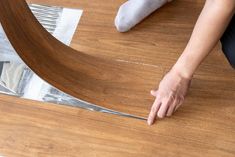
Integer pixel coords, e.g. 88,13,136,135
0,0,234,156
0,95,234,157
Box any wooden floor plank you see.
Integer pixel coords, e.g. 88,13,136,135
0,95,234,157
0,0,235,156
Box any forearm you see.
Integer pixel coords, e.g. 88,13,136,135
173,0,235,78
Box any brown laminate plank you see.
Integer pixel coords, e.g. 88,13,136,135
2,0,235,118
0,94,235,157
0,0,164,118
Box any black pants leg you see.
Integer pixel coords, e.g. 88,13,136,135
220,15,235,69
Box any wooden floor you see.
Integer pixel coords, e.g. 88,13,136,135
0,0,235,156
0,95,235,157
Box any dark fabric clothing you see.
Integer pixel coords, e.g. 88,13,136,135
221,15,235,69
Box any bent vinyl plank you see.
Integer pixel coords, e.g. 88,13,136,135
0,0,164,118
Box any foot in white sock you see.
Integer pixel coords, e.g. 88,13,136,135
115,0,172,32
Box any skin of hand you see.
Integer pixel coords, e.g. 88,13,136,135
148,68,191,125
147,0,235,125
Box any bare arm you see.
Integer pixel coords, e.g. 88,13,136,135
147,0,235,125
174,0,235,78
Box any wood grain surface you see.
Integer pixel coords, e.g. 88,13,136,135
0,0,163,118
0,0,235,156
0,94,235,157
30,0,235,119
1,0,235,118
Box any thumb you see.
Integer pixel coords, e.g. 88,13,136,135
150,90,158,97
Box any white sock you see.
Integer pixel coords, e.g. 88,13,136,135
115,0,172,32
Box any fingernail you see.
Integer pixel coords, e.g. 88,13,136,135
147,119,152,125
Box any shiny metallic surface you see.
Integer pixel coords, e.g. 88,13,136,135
29,4,62,33
0,4,147,121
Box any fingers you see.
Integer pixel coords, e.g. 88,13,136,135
167,95,185,116
147,97,161,125
157,97,173,118
166,99,178,117
148,89,185,125
174,96,184,112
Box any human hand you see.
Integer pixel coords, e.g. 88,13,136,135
147,68,192,125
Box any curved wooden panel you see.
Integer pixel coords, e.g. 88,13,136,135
0,0,162,117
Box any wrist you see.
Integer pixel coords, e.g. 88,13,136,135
171,63,194,80
171,50,200,80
